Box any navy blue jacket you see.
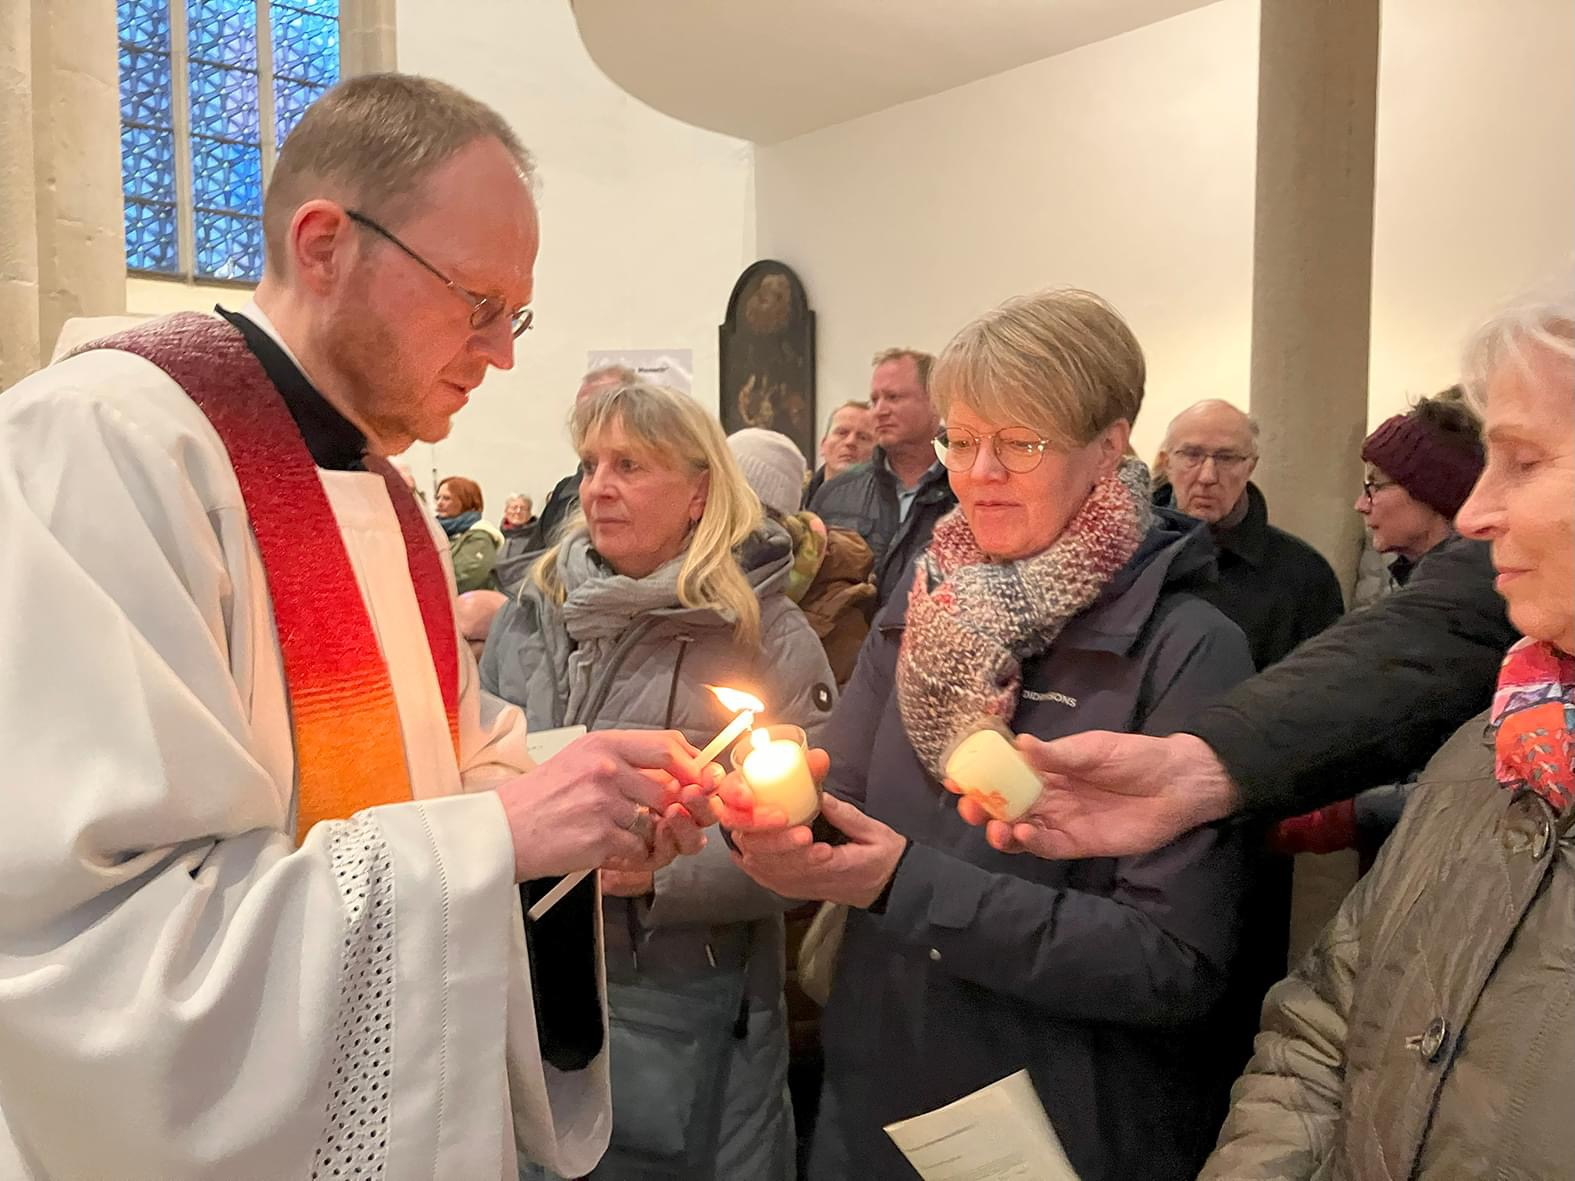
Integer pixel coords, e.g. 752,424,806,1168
808,448,957,607
813,512,1255,1181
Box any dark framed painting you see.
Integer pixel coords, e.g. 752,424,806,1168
719,260,816,459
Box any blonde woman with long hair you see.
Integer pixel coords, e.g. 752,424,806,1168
483,382,836,1181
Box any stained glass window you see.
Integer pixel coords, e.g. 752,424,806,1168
116,0,340,282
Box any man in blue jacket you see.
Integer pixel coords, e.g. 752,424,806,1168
809,348,956,605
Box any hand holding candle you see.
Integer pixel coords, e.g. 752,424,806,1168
942,724,1044,822
731,725,821,827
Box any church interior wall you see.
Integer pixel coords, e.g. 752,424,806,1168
754,0,1260,470
753,0,1573,463
389,0,756,507
1367,0,1575,425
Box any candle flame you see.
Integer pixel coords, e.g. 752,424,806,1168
708,685,764,714
751,728,772,753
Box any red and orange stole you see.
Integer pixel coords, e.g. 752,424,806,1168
86,313,460,838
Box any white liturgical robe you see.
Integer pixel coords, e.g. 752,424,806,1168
0,311,611,1180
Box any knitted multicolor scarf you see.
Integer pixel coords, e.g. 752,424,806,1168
1492,637,1575,812
83,313,461,839
897,457,1152,777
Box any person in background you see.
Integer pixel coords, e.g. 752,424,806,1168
728,288,1254,1181
1149,441,1169,496
456,588,508,663
804,400,876,504
731,427,876,687
1356,389,1483,585
435,475,504,592
495,491,542,576
533,365,640,551
1154,397,1345,1126
504,492,535,531
1273,389,1487,857
485,384,838,1181
1200,283,1575,1181
1158,399,1344,670
809,349,956,606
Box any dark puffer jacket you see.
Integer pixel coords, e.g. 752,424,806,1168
807,448,956,606
810,511,1255,1181
1202,712,1575,1179
1187,533,1516,816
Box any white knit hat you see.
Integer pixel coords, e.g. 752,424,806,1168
727,428,808,517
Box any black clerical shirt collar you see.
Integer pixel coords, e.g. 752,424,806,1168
217,305,368,472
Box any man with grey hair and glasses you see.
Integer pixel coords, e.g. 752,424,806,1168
0,74,716,1179
1158,399,1343,671
1155,398,1345,1126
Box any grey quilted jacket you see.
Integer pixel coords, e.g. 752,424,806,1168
482,521,837,1181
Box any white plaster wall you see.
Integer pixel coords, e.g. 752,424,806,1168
754,0,1261,467
1367,0,1575,424
393,0,755,512
753,0,1575,459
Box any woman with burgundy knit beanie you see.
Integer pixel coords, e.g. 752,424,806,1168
1273,392,1488,858
1357,388,1485,577
722,288,1255,1181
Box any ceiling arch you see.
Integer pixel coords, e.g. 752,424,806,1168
572,0,1223,144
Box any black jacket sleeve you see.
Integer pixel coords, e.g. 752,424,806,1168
1185,537,1515,817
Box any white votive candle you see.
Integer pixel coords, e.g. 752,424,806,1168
736,727,820,826
943,726,1043,822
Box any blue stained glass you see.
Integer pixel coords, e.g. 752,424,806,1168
187,0,257,67
273,0,338,15
124,199,180,272
274,80,324,146
121,125,178,202
118,0,171,50
119,46,173,128
195,211,265,281
271,7,339,86
189,63,260,141
191,136,263,213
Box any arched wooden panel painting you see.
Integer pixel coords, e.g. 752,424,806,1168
719,260,816,459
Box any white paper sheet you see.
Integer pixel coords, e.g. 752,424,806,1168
526,723,587,767
884,1070,1081,1181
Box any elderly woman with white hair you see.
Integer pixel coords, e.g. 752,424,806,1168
727,289,1256,1180
1200,284,1575,1179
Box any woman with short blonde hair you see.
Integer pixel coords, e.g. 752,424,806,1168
729,288,1253,1180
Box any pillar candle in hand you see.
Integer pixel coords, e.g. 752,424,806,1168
734,725,820,826
943,725,1042,822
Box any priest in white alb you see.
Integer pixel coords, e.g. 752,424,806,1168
0,74,716,1180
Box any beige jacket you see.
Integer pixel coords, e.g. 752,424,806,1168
1201,711,1575,1179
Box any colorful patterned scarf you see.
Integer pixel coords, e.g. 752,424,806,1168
83,313,461,838
1492,637,1575,811
896,457,1152,777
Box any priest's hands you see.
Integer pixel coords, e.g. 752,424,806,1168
496,730,720,882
